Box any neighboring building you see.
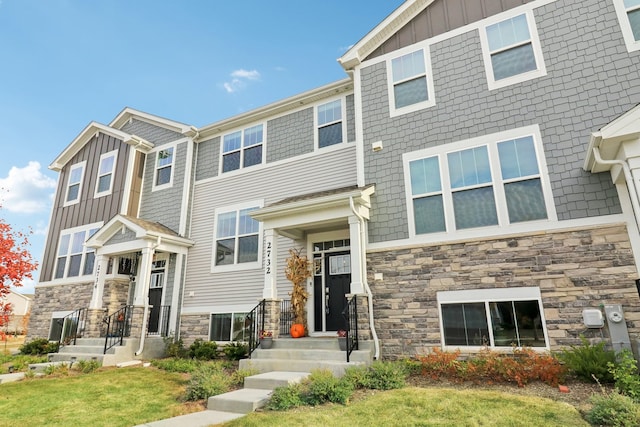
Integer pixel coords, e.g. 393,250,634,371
2,289,32,334
29,0,640,361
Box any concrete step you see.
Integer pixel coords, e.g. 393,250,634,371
207,388,272,414
252,348,372,363
28,361,74,373
268,338,342,350
239,358,366,377
57,345,111,355
47,353,104,364
243,371,310,390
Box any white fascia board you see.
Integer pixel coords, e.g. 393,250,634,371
110,107,197,137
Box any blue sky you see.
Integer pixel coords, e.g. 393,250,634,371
0,0,403,294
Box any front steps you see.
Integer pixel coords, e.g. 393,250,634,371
45,338,137,367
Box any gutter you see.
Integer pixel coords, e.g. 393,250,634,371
135,236,162,356
349,197,380,360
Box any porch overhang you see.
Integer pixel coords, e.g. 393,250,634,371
250,185,375,240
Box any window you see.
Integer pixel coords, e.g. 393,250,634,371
222,124,264,173
154,147,174,189
64,162,85,206
317,100,344,148
94,150,117,197
405,127,552,237
480,11,546,89
210,312,249,342
614,0,640,51
387,48,435,115
54,224,101,280
437,287,547,349
213,203,262,269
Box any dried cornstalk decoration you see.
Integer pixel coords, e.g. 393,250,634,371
286,248,312,328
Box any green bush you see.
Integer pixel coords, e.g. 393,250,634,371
609,350,640,402
587,392,640,427
365,361,407,390
19,338,59,356
184,364,231,401
557,337,616,383
230,368,257,387
342,365,371,389
0,354,47,373
152,358,201,373
223,342,248,360
163,336,188,358
267,384,305,410
189,339,218,360
303,369,353,405
75,360,100,373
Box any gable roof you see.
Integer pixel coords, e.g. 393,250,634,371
110,107,198,137
49,122,153,172
86,214,193,249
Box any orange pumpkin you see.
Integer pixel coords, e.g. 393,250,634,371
290,323,305,338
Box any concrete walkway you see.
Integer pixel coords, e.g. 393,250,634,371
134,409,245,427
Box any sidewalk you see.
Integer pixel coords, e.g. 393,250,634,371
134,409,245,427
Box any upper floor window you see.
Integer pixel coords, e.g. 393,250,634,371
480,11,546,90
404,127,553,237
54,224,101,280
154,146,174,190
317,99,344,148
613,0,640,51
94,150,117,197
213,202,262,270
222,124,264,173
387,48,435,116
64,161,85,206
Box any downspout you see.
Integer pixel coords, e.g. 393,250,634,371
350,196,380,360
135,235,162,356
592,147,640,233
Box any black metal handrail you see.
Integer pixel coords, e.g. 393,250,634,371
103,305,132,354
147,305,171,337
280,299,293,336
341,296,359,362
56,307,88,350
246,300,265,357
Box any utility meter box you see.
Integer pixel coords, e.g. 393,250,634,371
604,304,632,353
582,309,604,328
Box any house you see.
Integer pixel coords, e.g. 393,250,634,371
1,289,31,335
28,0,640,363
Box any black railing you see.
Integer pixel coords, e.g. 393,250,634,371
56,308,88,350
147,305,171,337
341,296,359,362
280,299,293,336
103,305,132,354
246,300,265,357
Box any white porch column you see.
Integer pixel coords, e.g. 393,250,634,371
262,228,278,299
134,246,155,306
348,215,364,294
89,254,109,309
169,254,184,336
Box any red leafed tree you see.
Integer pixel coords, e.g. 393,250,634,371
0,215,37,339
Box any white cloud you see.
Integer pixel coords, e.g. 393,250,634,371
222,69,261,93
0,162,57,214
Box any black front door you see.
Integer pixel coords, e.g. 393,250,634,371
148,288,162,334
314,250,351,332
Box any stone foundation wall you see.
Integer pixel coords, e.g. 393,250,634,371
104,279,130,312
367,224,640,359
179,314,210,346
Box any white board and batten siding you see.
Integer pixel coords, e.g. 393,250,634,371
183,145,357,311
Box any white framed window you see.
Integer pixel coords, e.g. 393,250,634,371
210,312,250,342
387,47,436,116
316,99,345,148
153,146,175,190
479,10,546,90
64,161,86,206
404,126,555,238
212,201,263,271
437,287,548,349
221,124,264,173
54,223,101,280
150,257,167,289
613,0,640,52
94,150,118,198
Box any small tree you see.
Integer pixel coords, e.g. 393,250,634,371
285,249,312,330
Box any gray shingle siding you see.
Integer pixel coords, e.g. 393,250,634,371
346,94,356,143
106,227,137,245
121,119,184,147
361,0,633,244
267,107,315,162
195,137,220,181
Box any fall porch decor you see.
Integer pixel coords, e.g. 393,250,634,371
285,248,312,338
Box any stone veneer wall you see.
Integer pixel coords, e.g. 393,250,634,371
179,314,210,346
367,224,640,360
27,282,93,339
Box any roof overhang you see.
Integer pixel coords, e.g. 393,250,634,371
251,185,375,240
50,122,154,172
110,107,198,137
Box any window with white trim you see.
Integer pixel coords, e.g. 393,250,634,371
154,147,174,189
54,224,101,279
64,161,86,206
479,11,546,89
405,128,551,236
613,0,640,51
387,48,435,115
213,203,261,268
317,99,344,148
222,124,264,173
210,312,250,342
94,150,117,197
437,288,547,348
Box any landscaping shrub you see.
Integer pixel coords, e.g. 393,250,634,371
185,363,231,401
223,342,248,360
418,348,462,380
75,360,100,373
0,354,47,373
342,365,371,389
189,339,218,360
152,358,201,373
267,384,305,410
230,368,258,387
19,338,58,355
364,361,407,390
303,369,353,405
587,392,640,427
558,337,616,383
163,336,188,358
609,350,640,402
